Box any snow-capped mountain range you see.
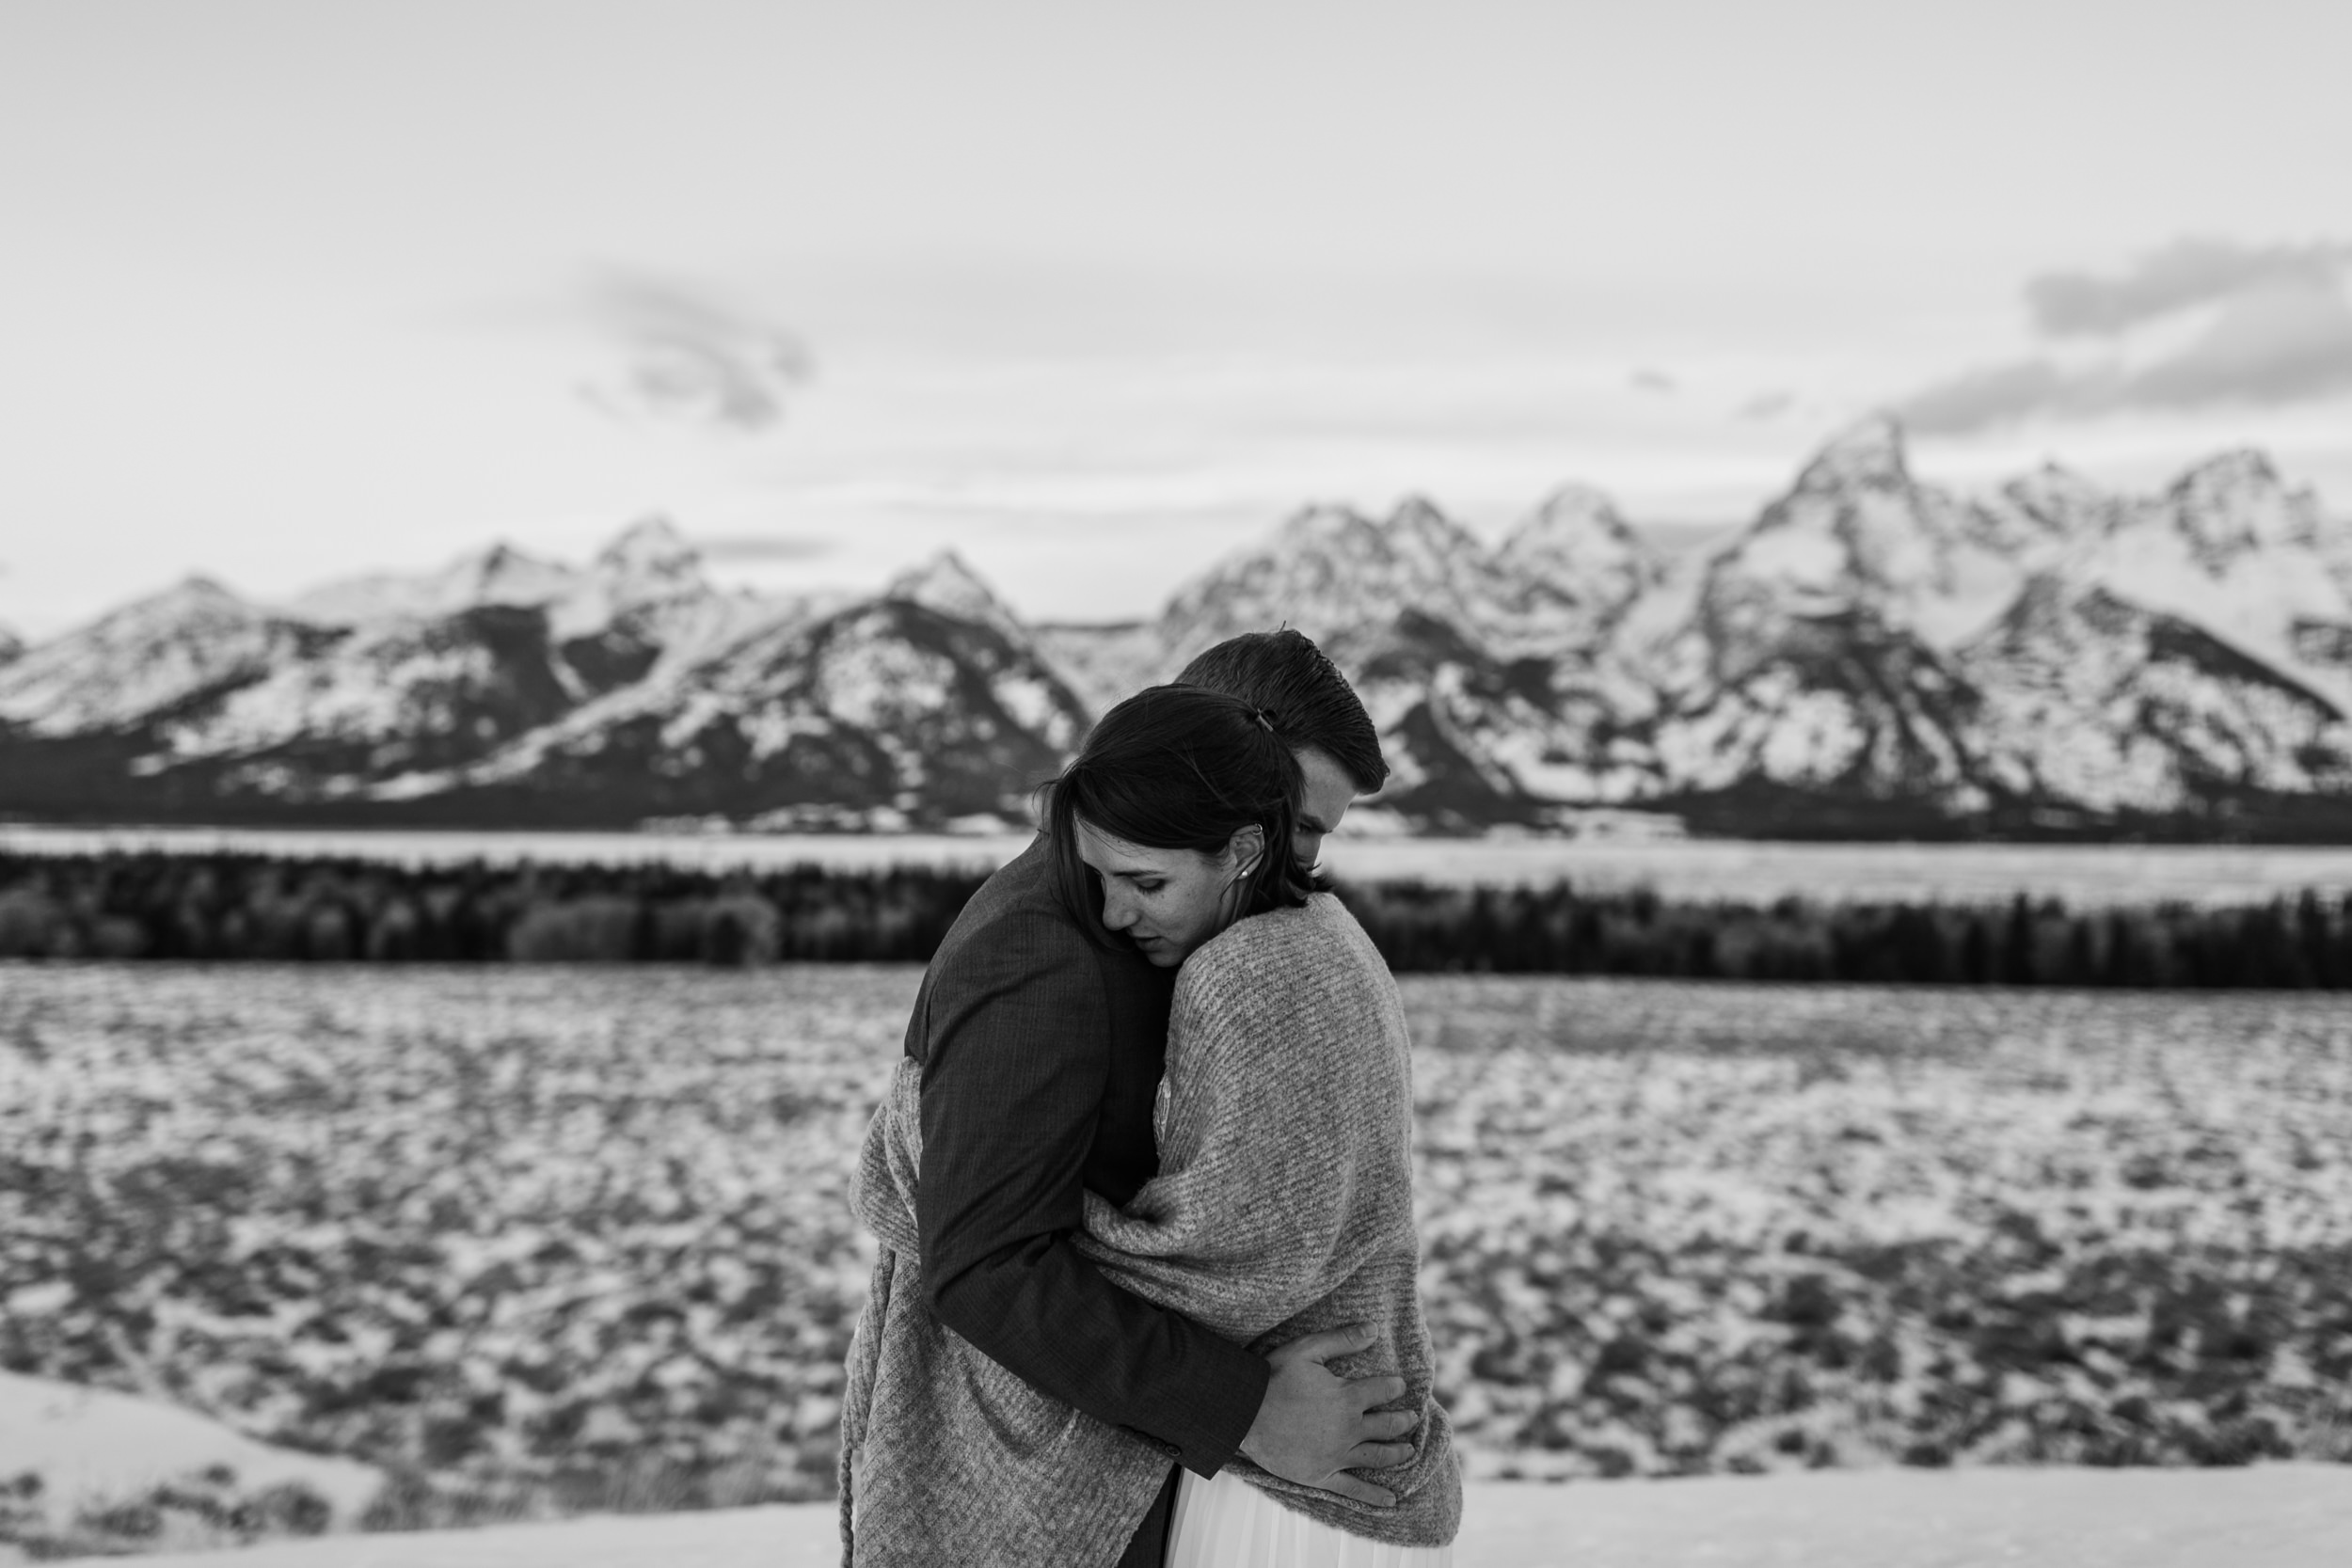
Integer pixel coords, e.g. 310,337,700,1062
5,420,2351,838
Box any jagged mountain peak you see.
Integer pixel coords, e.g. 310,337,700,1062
884,548,1022,633
1386,493,1461,535
2153,447,2322,562
1375,495,1486,585
1273,496,1479,556
595,515,701,578
1704,415,2038,659
1998,462,2113,534
544,518,735,657
580,516,715,631
1740,416,1934,562
1268,502,1380,551
287,540,580,626
107,574,264,626
1792,413,1911,496
1388,494,1483,546
2172,446,2282,497
1963,572,2352,811
2068,444,2352,712
0,573,310,737
1497,484,1663,630
1503,484,1650,564
886,546,992,597
1160,494,1500,657
2,574,278,693
1518,483,1631,533
446,542,577,604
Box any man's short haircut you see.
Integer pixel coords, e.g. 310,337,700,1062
1174,628,1390,793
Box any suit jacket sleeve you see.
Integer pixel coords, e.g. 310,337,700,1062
915,910,1270,1476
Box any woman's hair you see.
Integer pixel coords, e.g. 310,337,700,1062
1042,684,1313,946
1174,628,1389,793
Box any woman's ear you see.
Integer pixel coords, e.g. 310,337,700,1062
1227,823,1266,882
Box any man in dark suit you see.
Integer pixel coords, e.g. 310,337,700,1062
912,630,1399,1566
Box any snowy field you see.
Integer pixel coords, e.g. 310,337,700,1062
89,1466,2352,1568
10,824,2352,907
5,1371,2346,1565
3,964,2348,1557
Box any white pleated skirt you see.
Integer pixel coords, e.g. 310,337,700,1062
1166,1468,1454,1568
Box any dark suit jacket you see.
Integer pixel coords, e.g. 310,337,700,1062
907,836,1269,1492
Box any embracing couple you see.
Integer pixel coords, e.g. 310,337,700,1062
840,629,1461,1566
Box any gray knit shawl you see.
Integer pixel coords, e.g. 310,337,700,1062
839,893,1460,1566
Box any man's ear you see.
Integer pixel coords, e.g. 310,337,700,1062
1228,823,1266,880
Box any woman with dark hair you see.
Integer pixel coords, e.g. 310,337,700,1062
844,685,1460,1566
1043,683,1316,967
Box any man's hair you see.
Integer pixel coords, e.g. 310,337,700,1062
1041,685,1311,948
1174,629,1389,793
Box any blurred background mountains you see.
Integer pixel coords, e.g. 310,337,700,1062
5,417,2351,841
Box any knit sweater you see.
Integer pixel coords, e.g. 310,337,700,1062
839,893,1459,1564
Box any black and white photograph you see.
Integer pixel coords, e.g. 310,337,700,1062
3,3,2350,1563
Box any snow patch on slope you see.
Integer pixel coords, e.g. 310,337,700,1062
883,549,1025,640
287,545,580,627
0,578,317,735
2078,454,2352,713
0,1370,382,1528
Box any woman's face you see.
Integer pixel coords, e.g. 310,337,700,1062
1076,817,1263,967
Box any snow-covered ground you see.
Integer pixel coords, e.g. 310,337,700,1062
6,1370,2347,1565
0,1371,380,1524
101,1466,2352,1568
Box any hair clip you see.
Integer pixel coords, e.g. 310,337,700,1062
1253,708,1277,734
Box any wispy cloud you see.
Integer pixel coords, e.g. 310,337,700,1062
1900,237,2352,434
2124,277,2352,407
2026,238,2352,337
1630,368,1677,394
1900,360,2073,435
580,276,812,434
692,532,837,563
1738,389,1795,420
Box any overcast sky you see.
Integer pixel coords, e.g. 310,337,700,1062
4,0,2350,637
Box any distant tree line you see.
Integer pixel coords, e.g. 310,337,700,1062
1341,880,2352,990
0,853,984,966
1,851,2348,989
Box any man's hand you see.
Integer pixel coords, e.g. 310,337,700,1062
1236,1323,1416,1506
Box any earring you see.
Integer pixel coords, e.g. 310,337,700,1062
1218,868,1249,921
